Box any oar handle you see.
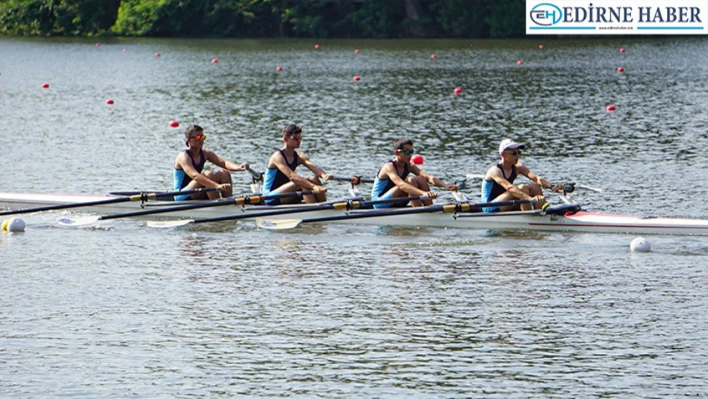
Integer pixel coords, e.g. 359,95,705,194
244,165,263,182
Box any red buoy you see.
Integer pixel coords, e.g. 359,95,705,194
617,67,625,73
411,155,424,165
314,44,320,49
517,60,524,65
106,99,114,105
620,48,625,53
606,105,616,112
155,52,161,57
453,87,462,96
354,49,360,54
353,76,361,82
539,44,544,49
95,43,100,48
211,58,218,64
276,66,283,72
169,121,179,128
430,54,437,60
41,83,49,89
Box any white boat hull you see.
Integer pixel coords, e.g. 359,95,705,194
2,192,708,235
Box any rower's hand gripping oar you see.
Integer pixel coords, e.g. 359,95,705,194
256,197,542,230
1,186,224,217
146,194,431,229
57,190,315,227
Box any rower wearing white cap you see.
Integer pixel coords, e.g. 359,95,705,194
481,138,557,212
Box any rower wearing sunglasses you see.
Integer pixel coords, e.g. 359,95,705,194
261,124,333,205
173,124,247,201
371,137,456,209
481,138,557,212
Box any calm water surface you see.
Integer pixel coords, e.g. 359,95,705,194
1,37,708,398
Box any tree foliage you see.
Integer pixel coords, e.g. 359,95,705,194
0,0,527,38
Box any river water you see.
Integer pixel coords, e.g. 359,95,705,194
1,36,707,398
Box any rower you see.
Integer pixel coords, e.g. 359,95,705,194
173,124,248,200
261,124,333,205
371,137,456,209
481,138,558,212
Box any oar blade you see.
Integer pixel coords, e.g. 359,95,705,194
56,215,101,227
146,219,194,228
256,218,302,230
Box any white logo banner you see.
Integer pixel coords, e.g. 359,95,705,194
526,0,708,34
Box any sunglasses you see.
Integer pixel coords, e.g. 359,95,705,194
504,150,521,156
189,135,206,141
396,149,415,156
287,135,302,141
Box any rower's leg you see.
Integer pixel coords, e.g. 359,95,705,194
306,176,326,203
204,170,233,199
272,182,302,204
408,175,433,207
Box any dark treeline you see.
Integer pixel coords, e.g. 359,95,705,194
0,0,526,38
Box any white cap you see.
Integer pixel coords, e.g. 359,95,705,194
499,138,525,154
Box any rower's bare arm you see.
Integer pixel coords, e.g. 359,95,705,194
385,166,426,196
205,150,245,172
300,154,329,180
271,153,319,190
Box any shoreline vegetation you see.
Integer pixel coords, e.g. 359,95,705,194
0,0,525,38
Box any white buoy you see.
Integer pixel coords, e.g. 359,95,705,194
630,236,651,252
2,217,26,233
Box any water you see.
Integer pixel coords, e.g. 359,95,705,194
1,36,708,397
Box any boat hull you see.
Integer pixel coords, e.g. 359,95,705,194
3,192,708,235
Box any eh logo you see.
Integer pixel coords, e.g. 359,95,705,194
530,3,563,26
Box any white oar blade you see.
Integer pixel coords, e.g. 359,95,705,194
256,218,302,230
451,191,468,202
56,215,100,227
577,184,603,193
146,219,194,228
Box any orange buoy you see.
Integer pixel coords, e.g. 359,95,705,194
353,76,361,82
106,99,114,105
276,66,283,72
617,67,625,73
211,58,218,64
453,87,462,96
411,155,424,165
41,83,49,89
517,60,524,65
606,105,616,112
169,121,179,128
430,54,437,60
620,48,625,53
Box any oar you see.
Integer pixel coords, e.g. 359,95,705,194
146,195,430,228
257,198,539,230
244,164,263,182
0,187,223,217
330,175,375,185
57,190,315,226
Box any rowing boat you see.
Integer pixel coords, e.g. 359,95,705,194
2,191,708,235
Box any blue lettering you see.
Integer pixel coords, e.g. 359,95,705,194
563,7,574,22
623,7,633,23
666,7,676,23
575,7,587,22
653,8,664,23
690,7,701,23
639,7,650,22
